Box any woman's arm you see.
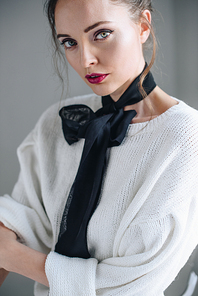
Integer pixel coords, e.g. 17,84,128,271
0,128,53,279
0,223,49,287
0,222,16,287
1,205,198,295
43,210,198,296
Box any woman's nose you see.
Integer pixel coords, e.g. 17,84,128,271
80,45,98,68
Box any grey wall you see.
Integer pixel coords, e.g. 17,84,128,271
0,0,197,295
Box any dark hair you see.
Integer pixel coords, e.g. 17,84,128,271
44,0,156,99
44,0,66,87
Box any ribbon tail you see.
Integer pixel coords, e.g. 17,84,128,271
55,120,111,258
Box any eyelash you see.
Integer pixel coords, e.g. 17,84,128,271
60,29,114,49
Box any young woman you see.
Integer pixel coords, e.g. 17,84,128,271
0,0,198,295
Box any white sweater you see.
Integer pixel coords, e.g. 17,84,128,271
1,94,198,296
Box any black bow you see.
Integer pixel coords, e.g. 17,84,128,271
60,104,136,146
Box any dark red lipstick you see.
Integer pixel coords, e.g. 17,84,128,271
85,73,109,84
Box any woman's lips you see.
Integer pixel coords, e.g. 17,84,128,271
85,73,109,84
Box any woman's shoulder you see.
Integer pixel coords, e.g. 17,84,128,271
173,98,198,118
168,99,198,132
164,99,198,151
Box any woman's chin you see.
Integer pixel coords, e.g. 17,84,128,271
87,84,113,97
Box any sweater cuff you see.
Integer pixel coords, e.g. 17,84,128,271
45,251,98,296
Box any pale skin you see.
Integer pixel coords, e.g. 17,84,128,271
0,0,177,288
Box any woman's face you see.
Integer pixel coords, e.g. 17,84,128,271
55,0,149,101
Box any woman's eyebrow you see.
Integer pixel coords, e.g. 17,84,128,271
57,21,112,38
57,33,71,39
84,21,112,33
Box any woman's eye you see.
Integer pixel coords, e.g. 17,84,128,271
95,30,113,40
60,39,77,49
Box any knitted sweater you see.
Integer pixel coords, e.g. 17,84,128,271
1,94,198,296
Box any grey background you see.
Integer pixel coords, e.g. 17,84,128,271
0,0,197,295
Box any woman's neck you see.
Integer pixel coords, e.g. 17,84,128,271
124,86,178,124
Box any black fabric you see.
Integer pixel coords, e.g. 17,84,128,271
55,64,156,258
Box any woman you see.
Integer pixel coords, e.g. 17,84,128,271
0,0,198,295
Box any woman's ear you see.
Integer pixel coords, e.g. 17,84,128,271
139,10,151,44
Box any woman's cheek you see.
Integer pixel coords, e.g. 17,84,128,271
66,53,81,75
101,40,123,66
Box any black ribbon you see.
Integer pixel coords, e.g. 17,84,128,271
55,64,156,258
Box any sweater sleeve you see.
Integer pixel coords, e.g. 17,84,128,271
0,129,52,253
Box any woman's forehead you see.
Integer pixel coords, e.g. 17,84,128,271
55,0,128,31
